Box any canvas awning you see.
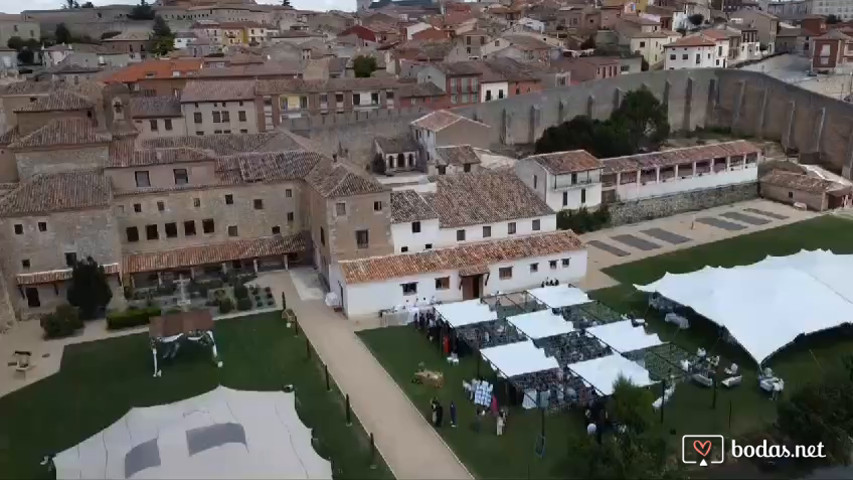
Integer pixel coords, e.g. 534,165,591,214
587,320,663,353
506,309,575,340
480,340,560,378
567,354,656,396
526,285,591,308
435,299,497,328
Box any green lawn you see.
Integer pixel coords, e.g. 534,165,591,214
0,312,392,479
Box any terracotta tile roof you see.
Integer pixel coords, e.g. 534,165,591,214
195,62,303,79
376,134,418,153
602,140,761,174
142,131,303,154
701,29,737,40
0,81,54,96
397,81,445,98
306,159,389,198
102,59,204,84
181,79,257,102
9,118,112,149
339,230,583,284
13,90,92,113
103,31,152,42
411,109,490,132
124,233,307,273
0,127,20,146
760,170,847,194
390,189,438,223
432,170,553,227
435,145,481,166
235,151,326,182
16,263,120,286
129,95,182,118
817,29,853,40
107,147,216,168
503,35,553,51
256,76,400,95
667,35,715,48
0,170,111,217
524,149,602,175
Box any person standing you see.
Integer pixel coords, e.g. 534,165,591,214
496,411,505,436
450,401,457,428
430,398,438,425
436,401,444,427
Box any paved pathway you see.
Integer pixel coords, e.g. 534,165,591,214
254,270,472,480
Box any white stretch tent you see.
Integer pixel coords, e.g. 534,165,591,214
527,285,591,308
587,320,663,353
55,386,332,480
480,340,560,378
506,310,575,339
435,299,497,328
568,354,656,396
636,249,853,364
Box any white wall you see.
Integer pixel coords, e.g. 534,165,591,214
664,45,716,70
545,183,603,211
391,218,440,253
614,164,757,200
515,160,603,211
437,215,556,247
340,248,588,317
481,81,509,102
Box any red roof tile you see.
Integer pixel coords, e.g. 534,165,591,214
16,263,120,285
524,150,602,175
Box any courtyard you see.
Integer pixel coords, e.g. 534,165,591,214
357,214,853,479
0,312,391,479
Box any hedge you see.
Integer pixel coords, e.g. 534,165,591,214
40,305,83,339
219,297,235,314
106,307,162,330
236,297,253,311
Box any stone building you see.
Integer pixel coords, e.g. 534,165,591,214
759,170,850,211
180,80,262,136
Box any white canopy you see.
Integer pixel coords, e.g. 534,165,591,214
506,309,575,339
636,249,853,364
480,340,560,378
568,354,656,396
435,299,497,328
55,386,332,480
526,285,591,308
587,320,663,353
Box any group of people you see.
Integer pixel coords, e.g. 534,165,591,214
415,309,463,357
540,279,561,288
430,398,457,428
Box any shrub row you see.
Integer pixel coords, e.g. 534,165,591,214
106,307,162,330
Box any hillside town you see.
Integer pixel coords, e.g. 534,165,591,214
1,0,853,479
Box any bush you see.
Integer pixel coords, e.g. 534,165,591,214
40,305,83,339
219,297,235,314
557,205,611,233
106,307,161,330
233,284,249,300
237,297,253,311
166,307,182,314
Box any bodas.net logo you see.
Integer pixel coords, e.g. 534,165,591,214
681,435,725,467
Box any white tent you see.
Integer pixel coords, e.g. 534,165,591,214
527,285,591,308
506,309,575,340
435,299,497,328
636,249,853,364
480,340,560,378
587,320,663,353
55,386,332,480
568,354,656,396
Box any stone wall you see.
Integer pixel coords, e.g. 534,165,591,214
608,182,759,226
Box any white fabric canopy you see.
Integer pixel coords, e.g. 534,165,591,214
526,285,591,308
55,386,332,480
636,249,853,364
506,310,575,339
587,320,663,353
480,340,560,378
435,299,497,328
568,354,656,396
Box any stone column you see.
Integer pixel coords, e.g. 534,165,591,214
812,107,826,153
221,262,227,274
782,100,797,150
757,86,769,138
253,259,259,273
682,77,693,132
557,99,565,124
284,255,289,270
157,271,163,286
586,94,595,118
732,80,746,130
612,88,623,115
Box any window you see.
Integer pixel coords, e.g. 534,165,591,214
550,260,558,270
240,129,248,133
371,92,379,105
374,201,383,211
401,246,409,253
165,222,178,238
412,221,421,233
126,226,139,242
193,198,200,208
335,202,346,216
238,110,247,122
581,188,586,204
483,225,491,238
146,224,159,240
184,220,196,236
194,112,202,124
499,267,513,279
336,93,344,103
202,218,215,234
213,111,221,123
64,252,77,267
508,222,516,235
254,199,264,210
164,119,173,131
463,164,472,173
174,168,188,185
356,229,369,249
149,119,158,132
639,41,645,48
670,54,676,61
287,212,294,222
533,175,538,189
135,171,150,187
227,225,238,237
22,259,30,269
456,229,466,241
530,263,539,273
401,282,418,295
320,227,325,246
562,191,568,207
13,224,22,234
435,277,450,290
222,111,230,122
38,222,46,232
562,258,570,267
285,189,293,198
353,93,361,105
788,191,794,199
225,194,234,205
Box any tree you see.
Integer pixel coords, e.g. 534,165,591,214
129,0,155,20
610,86,670,151
17,49,34,64
151,15,175,56
372,153,387,175
6,36,24,51
81,1,94,6
62,0,79,8
608,376,656,434
40,305,83,339
55,23,72,44
580,35,595,49
281,0,292,6
827,14,841,24
66,257,113,320
688,13,704,26
353,55,378,78
152,15,172,37
641,57,649,71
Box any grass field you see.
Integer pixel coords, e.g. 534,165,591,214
0,312,392,479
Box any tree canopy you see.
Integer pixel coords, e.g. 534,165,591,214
151,16,175,56
281,0,292,6
353,55,378,78
372,153,387,175
66,257,113,321
129,0,155,20
62,0,80,8
55,23,72,45
688,13,704,26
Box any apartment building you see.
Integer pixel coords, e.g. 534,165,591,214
130,96,186,140
664,36,717,70
515,150,604,211
0,14,40,48
180,80,262,136
102,31,154,62
410,110,492,173
416,61,483,108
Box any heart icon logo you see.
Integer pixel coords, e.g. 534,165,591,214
693,440,712,458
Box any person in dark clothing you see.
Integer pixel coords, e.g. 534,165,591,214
450,401,457,427
435,402,444,427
